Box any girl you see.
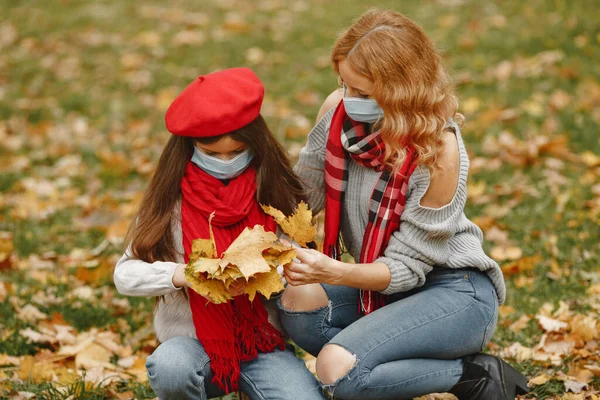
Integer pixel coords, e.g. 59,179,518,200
277,10,530,400
114,68,325,400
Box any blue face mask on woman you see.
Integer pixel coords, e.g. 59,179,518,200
191,147,254,180
342,84,384,123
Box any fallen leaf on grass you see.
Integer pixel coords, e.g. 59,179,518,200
537,315,569,332
0,231,14,270
75,342,113,370
501,255,541,277
564,379,588,394
584,365,600,377
491,245,523,261
538,333,575,356
529,373,550,386
570,315,598,341
509,314,532,333
16,355,75,384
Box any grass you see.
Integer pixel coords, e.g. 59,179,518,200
1,0,598,398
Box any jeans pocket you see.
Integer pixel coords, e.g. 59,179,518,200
427,269,477,299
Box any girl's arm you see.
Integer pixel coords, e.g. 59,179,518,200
113,250,185,297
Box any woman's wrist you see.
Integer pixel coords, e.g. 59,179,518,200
328,261,391,291
328,259,353,286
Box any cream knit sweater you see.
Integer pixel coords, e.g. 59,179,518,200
295,109,506,304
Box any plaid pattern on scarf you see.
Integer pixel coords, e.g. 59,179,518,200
324,101,418,314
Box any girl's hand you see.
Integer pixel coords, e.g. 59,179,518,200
172,263,189,289
283,248,347,286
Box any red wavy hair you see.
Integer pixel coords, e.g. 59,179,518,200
332,9,462,172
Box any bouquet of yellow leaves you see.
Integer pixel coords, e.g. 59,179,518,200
185,201,317,304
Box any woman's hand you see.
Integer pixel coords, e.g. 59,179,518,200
283,248,347,286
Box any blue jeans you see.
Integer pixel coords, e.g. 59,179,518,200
146,336,326,400
278,268,499,400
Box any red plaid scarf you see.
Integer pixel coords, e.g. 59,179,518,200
324,101,418,315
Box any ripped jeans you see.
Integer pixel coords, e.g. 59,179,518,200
277,268,499,400
146,337,325,400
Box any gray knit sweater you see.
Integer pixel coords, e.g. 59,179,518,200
295,109,506,304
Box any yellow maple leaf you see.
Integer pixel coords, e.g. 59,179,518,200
528,373,550,386
244,268,285,301
190,258,221,278
263,247,296,268
189,213,217,264
219,266,245,282
185,213,298,304
219,225,281,279
17,356,52,383
185,269,232,304
262,201,316,247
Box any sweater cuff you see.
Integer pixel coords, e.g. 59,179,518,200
376,256,417,295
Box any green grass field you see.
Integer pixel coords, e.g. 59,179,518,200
1,0,599,399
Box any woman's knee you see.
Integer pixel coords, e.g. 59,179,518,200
280,283,329,312
316,344,358,385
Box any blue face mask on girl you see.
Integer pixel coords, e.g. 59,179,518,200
342,84,384,123
191,147,254,180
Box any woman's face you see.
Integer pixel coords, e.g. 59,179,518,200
338,59,375,99
194,136,248,161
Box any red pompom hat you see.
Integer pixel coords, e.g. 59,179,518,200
165,67,264,138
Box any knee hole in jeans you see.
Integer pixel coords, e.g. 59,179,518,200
316,344,358,385
280,283,329,312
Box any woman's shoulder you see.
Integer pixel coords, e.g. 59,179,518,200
408,119,469,210
303,92,340,151
316,88,343,122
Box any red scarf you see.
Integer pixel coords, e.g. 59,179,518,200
180,162,285,393
324,101,417,315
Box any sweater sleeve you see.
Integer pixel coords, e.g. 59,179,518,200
114,207,185,297
376,131,470,295
113,250,183,297
293,108,335,214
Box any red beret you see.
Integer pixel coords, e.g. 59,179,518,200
165,67,264,137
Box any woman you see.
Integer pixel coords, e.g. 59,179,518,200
278,10,529,400
114,68,325,400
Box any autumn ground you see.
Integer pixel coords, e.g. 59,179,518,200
0,0,599,399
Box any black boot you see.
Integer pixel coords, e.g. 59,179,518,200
449,354,530,400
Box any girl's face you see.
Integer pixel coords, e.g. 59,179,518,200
338,59,375,99
194,136,248,161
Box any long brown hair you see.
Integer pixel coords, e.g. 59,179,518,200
332,9,460,172
125,115,306,263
